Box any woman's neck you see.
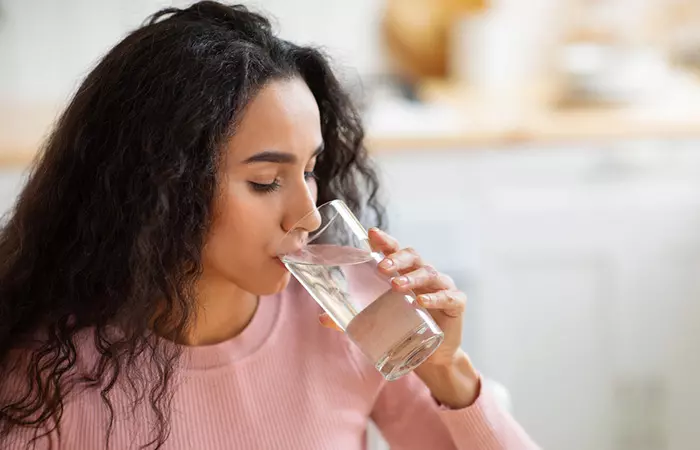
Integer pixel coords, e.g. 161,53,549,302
181,272,259,346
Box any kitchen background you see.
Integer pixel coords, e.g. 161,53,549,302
3,0,700,449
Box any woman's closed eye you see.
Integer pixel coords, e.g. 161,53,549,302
249,178,281,193
248,171,316,194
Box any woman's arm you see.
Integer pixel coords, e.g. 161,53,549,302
320,228,540,449
370,370,539,450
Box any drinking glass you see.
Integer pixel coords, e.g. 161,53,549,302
277,199,444,381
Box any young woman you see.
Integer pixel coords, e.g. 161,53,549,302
0,2,538,449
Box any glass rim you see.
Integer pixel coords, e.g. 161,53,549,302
277,199,348,255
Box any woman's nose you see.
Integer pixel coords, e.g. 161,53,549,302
278,196,321,256
296,207,322,234
282,182,321,234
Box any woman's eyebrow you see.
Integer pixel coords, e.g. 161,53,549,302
243,151,296,164
243,143,324,164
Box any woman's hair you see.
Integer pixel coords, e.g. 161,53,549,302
0,2,384,448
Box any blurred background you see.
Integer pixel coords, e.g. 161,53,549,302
2,0,700,449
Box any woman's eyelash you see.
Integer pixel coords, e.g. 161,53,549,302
249,179,281,193
249,172,315,194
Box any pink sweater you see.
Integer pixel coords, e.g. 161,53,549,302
6,281,538,449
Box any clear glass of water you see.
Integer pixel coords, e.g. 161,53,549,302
277,199,444,381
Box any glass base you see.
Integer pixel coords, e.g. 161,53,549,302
375,323,444,381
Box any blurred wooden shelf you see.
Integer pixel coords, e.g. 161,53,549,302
365,115,700,152
4,87,700,168
368,80,700,151
0,150,38,169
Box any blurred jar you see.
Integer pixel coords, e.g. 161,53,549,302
450,0,561,91
449,0,562,126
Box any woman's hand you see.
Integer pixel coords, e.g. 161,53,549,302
318,228,481,408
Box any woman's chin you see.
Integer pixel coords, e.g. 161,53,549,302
259,270,292,296
238,260,292,296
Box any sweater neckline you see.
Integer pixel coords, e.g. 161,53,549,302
164,291,283,371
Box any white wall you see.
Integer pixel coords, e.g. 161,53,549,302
0,0,385,105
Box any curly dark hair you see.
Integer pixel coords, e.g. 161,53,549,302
0,2,385,448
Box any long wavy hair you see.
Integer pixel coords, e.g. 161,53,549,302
0,2,385,448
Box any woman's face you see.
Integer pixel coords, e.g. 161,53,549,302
201,77,323,295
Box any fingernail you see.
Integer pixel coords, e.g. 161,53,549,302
379,259,394,270
393,276,408,286
319,314,340,330
371,227,387,237
418,294,432,306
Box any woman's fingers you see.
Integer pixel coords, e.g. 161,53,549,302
390,266,455,292
417,290,467,318
377,247,424,274
370,229,428,275
368,228,400,254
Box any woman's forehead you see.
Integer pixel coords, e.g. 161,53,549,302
226,78,323,163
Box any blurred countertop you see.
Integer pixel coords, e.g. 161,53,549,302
364,76,700,151
4,78,700,168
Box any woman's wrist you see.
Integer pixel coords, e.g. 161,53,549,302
414,348,481,409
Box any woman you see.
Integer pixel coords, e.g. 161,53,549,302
0,2,538,449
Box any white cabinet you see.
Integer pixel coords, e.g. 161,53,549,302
3,141,700,450
374,142,700,450
0,169,26,215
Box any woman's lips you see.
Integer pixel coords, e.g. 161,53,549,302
274,257,287,268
